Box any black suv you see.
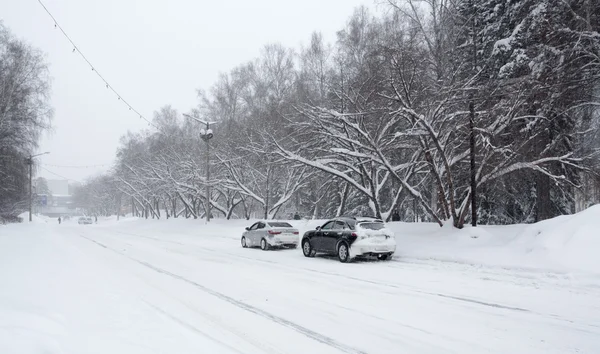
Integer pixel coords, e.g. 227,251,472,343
301,217,396,263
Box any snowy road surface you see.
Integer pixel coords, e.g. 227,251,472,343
1,219,599,354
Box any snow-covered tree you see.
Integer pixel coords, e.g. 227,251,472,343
0,23,52,221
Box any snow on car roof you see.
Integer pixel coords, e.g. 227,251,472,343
356,218,384,223
267,222,293,227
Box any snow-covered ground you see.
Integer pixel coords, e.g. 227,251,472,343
1,208,599,354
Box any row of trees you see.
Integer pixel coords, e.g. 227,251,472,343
0,23,53,221
82,0,600,227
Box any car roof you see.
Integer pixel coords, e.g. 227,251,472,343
250,221,294,228
328,217,356,226
357,218,383,223
335,217,356,222
330,217,384,225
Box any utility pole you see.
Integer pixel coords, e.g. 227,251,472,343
183,114,216,223
469,0,478,227
26,152,49,222
469,101,477,227
205,132,210,222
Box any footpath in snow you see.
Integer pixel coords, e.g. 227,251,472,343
1,207,599,354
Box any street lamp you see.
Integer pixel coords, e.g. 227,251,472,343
26,151,50,222
183,114,217,222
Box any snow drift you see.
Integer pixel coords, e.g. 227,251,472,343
512,204,600,273
388,204,600,274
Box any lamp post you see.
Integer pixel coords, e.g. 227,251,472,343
26,151,50,222
183,114,216,222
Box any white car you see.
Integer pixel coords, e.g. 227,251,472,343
78,216,93,225
241,221,299,250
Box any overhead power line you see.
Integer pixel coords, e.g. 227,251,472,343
40,166,82,183
35,0,164,133
41,162,112,169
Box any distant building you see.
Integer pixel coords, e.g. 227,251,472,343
46,179,69,196
36,179,77,217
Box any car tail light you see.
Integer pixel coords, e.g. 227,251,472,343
293,231,299,235
351,232,358,237
268,230,281,235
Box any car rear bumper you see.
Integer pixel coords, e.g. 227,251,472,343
268,235,299,247
350,240,396,257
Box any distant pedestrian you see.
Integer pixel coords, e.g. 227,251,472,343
58,216,61,224
95,215,98,223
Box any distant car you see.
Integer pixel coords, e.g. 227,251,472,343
301,217,396,263
78,216,93,225
241,221,299,250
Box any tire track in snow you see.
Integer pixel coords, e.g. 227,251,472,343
95,228,600,336
80,235,367,354
145,301,247,354
85,229,600,337
112,231,530,313
138,275,284,354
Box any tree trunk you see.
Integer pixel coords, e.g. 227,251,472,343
264,165,271,219
535,124,553,221
335,182,349,217
536,173,552,221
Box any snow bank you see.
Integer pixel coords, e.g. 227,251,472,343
14,212,51,224
512,204,600,273
389,205,600,274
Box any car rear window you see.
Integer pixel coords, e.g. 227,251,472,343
358,222,385,230
268,222,293,228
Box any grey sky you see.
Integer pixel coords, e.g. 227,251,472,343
1,0,374,182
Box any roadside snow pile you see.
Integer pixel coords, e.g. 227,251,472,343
16,212,50,224
389,205,600,274
512,204,600,273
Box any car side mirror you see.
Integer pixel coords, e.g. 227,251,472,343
316,226,321,230
245,227,250,231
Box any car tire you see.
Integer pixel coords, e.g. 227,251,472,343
302,240,316,257
337,242,350,263
241,236,248,248
260,238,269,251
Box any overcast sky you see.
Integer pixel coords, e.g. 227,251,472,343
1,0,376,182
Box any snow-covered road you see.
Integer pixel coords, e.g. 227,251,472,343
1,219,598,354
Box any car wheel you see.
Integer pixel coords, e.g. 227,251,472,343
260,238,269,251
302,240,316,257
377,254,388,261
338,243,350,263
241,236,248,248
